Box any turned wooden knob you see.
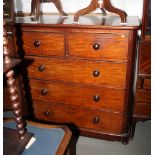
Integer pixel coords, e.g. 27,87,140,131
38,65,45,72
33,40,41,47
93,70,100,77
94,95,100,102
93,117,100,124
41,89,48,96
93,43,100,50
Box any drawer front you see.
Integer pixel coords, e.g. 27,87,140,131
33,101,126,134
22,31,65,56
29,79,126,112
68,33,128,61
26,57,127,88
139,42,151,75
136,89,151,103
134,102,151,117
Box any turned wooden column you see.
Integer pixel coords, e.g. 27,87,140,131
74,0,127,23
3,21,26,140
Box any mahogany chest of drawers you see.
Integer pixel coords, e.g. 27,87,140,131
14,15,140,143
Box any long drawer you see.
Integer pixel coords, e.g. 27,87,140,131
26,56,127,88
33,101,126,134
68,33,129,61
29,79,126,112
22,31,65,57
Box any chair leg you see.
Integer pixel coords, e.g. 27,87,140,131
104,0,127,23
31,0,67,20
74,0,97,22
31,0,36,16
35,0,40,20
73,0,127,23
5,70,26,140
51,0,68,16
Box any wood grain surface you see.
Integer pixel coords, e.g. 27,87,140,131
29,79,126,112
68,32,128,61
26,56,127,88
22,31,65,56
33,101,126,134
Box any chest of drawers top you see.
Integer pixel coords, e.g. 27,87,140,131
15,15,140,29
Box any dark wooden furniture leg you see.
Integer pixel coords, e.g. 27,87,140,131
3,21,26,140
104,0,127,23
74,0,127,23
74,0,97,23
31,0,40,21
31,0,37,16
51,0,68,16
5,70,26,140
36,0,40,21
31,0,68,21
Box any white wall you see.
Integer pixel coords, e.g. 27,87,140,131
14,0,144,19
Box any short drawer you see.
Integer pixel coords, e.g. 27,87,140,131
26,56,127,88
136,89,151,103
68,33,128,61
33,101,126,134
22,31,65,56
29,79,126,112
